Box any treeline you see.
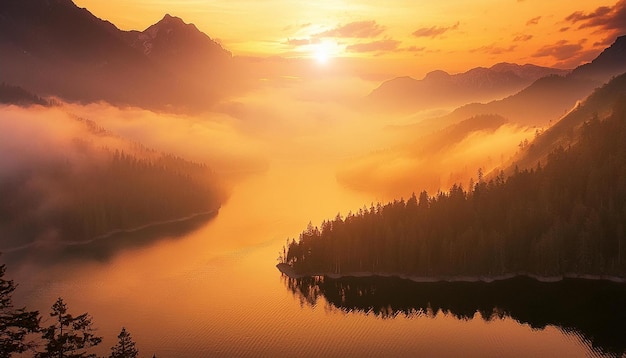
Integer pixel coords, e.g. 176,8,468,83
0,148,224,248
0,82,50,107
1,262,142,357
283,98,626,277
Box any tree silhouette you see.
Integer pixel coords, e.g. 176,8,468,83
37,297,102,358
0,263,40,357
284,96,626,278
109,327,138,358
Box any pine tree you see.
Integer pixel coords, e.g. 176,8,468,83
109,327,138,358
0,263,40,357
37,297,102,358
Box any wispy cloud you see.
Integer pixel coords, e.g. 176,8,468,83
526,16,541,25
412,22,459,38
345,39,400,53
472,43,517,55
564,0,626,43
532,40,583,60
284,38,320,47
315,20,385,38
513,34,533,42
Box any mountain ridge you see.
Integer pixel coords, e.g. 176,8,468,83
367,62,570,113
0,0,237,110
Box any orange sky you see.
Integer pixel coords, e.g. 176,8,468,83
74,0,626,78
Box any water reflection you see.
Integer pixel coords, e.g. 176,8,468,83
3,212,217,266
283,275,626,357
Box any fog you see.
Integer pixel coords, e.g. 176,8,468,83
0,72,534,253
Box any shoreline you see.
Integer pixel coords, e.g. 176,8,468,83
276,263,626,284
2,209,219,253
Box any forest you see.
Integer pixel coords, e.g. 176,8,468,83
282,79,626,278
0,261,143,357
0,144,223,250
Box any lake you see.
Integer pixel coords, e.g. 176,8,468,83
8,159,621,357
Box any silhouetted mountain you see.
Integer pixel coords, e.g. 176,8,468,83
422,35,626,130
123,14,231,70
367,63,569,113
0,0,238,110
504,71,626,175
572,34,626,83
429,74,598,129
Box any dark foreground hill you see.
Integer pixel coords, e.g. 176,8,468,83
282,73,626,278
0,0,239,111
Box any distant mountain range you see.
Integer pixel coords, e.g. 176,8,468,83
0,0,238,110
409,35,626,131
368,63,569,113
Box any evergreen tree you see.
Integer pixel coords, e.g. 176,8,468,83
37,298,102,358
0,263,40,357
109,327,138,358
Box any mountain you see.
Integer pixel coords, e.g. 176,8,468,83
0,0,238,110
282,78,626,279
571,35,626,83
429,75,598,129
504,71,626,175
367,63,569,113
421,35,626,131
123,14,231,70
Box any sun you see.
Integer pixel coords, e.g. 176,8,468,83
312,42,334,65
315,48,330,65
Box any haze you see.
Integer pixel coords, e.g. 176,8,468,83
1,0,626,356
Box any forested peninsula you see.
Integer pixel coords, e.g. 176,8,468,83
0,106,225,253
280,75,626,280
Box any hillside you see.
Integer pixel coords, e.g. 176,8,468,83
0,0,238,110
283,75,626,278
505,72,626,175
0,109,225,252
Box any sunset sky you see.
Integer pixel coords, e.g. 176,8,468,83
74,0,626,77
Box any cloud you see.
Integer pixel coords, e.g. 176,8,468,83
526,16,541,25
403,45,426,53
559,27,570,32
564,0,626,38
532,40,585,60
345,39,400,53
315,20,385,38
412,22,459,38
513,34,533,42
472,43,518,55
284,38,320,47
565,6,613,24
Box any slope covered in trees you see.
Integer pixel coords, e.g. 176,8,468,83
0,148,223,250
0,110,225,252
283,86,626,278
1,263,145,357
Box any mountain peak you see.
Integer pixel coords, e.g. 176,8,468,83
159,14,185,26
571,33,626,82
424,70,451,81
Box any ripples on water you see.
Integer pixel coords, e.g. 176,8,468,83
9,166,623,357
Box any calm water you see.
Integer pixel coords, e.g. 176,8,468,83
8,160,621,357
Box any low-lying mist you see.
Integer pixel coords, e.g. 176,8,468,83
0,71,534,258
